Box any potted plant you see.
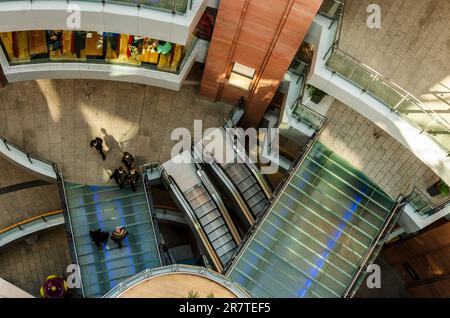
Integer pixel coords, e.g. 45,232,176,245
306,84,327,104
427,179,450,197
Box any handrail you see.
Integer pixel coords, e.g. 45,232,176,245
342,194,406,298
0,209,63,235
102,264,251,298
0,133,57,180
291,101,328,132
225,128,274,198
53,163,85,297
140,164,164,268
154,161,224,272
193,141,255,226
321,1,450,153
224,97,246,129
225,123,325,274
406,186,450,218
191,142,242,245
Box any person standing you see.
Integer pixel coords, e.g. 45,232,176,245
110,167,127,189
90,137,106,161
127,168,140,192
89,228,109,247
111,227,128,248
121,152,135,171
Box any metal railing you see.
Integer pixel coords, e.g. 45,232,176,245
0,134,57,179
102,264,251,298
406,186,450,218
342,194,406,298
224,122,327,274
291,101,327,132
53,164,85,298
0,0,192,15
0,210,64,249
321,1,450,154
224,97,246,129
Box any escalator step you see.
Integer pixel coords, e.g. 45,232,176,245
209,224,232,243
198,209,222,227
203,217,225,235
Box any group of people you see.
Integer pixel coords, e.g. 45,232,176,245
89,137,140,192
90,226,128,249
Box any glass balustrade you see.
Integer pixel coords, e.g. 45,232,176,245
0,30,198,75
0,0,190,15
325,49,450,152
291,102,327,131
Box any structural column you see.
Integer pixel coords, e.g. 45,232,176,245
200,0,323,127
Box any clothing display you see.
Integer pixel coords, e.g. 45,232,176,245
0,30,186,73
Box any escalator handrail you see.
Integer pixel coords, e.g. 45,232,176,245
224,132,322,276
225,128,273,199
193,141,255,225
158,166,223,272
191,144,242,246
140,167,164,267
342,194,406,298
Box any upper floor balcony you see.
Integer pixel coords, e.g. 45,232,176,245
306,0,450,188
0,0,207,46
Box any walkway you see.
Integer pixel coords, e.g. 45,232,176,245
0,80,233,185
340,0,450,123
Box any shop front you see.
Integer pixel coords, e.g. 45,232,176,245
0,30,193,74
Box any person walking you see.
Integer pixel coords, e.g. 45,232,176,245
121,152,135,171
89,228,109,247
110,167,127,189
111,226,128,248
90,137,106,161
127,168,140,192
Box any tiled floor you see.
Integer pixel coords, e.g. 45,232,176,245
319,100,440,203
0,156,61,229
339,0,450,128
0,226,71,297
0,80,232,185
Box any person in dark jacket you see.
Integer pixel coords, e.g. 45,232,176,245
110,167,127,189
89,228,109,247
127,168,140,192
121,152,135,171
90,137,106,161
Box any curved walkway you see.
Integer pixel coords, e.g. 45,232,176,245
0,80,232,185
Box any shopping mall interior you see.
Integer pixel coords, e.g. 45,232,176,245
0,0,449,299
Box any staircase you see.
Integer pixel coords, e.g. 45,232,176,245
65,182,161,297
226,142,398,298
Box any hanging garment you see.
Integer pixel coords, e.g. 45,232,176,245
74,31,87,58
12,32,19,58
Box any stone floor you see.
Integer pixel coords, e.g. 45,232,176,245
0,80,233,185
0,156,61,229
0,227,71,297
319,99,440,203
340,0,450,103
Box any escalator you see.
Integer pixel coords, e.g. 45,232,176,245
146,160,241,273
194,136,272,227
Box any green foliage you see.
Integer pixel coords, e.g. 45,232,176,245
438,180,450,196
187,289,200,298
306,84,327,99
206,292,214,298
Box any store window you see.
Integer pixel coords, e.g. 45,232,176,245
0,30,193,74
228,62,256,91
